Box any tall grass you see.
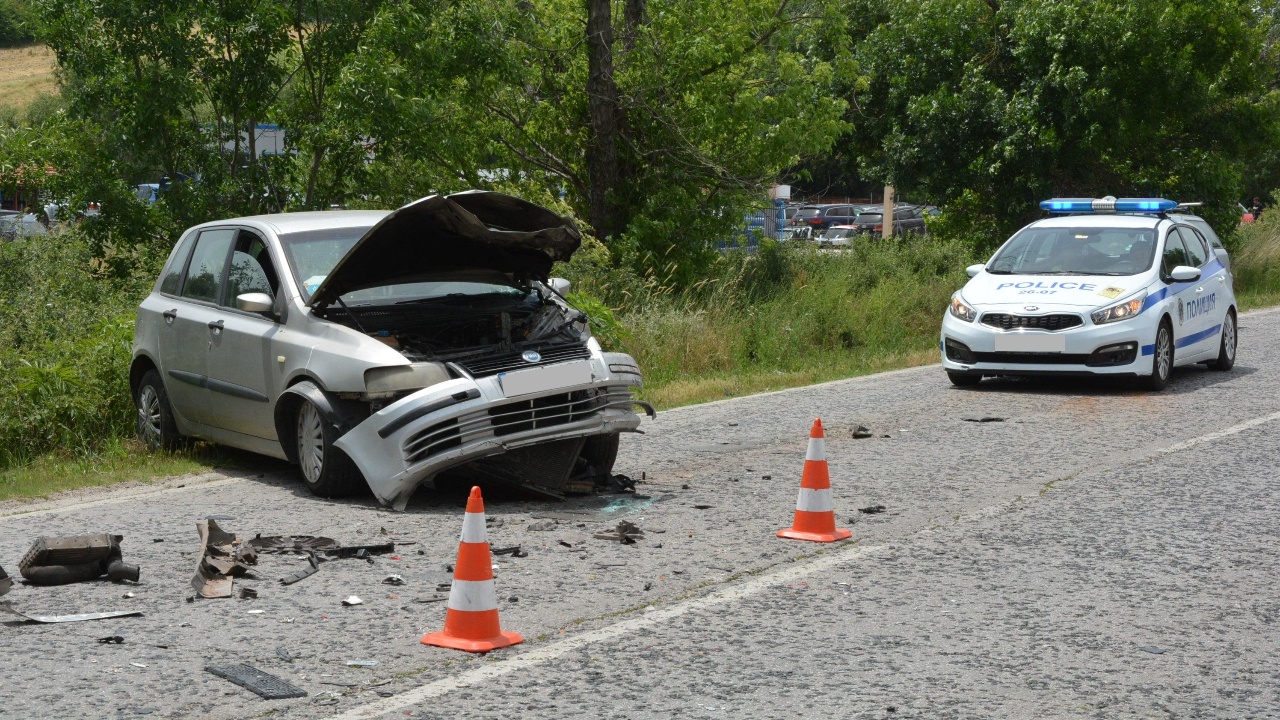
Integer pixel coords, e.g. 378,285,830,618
1229,210,1280,310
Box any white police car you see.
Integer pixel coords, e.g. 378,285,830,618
941,197,1236,390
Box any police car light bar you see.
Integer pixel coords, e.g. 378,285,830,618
1040,196,1178,214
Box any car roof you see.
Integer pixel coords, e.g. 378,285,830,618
191,210,390,237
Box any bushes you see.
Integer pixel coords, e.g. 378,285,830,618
1230,202,1280,309
0,0,34,47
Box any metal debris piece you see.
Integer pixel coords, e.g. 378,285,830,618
0,564,11,597
325,543,394,559
692,504,712,510
963,417,1005,423
18,534,140,585
415,596,447,603
382,575,405,586
852,425,873,439
97,635,125,644
248,535,339,554
435,583,452,592
345,659,378,667
341,596,364,606
239,587,258,599
121,591,136,599
247,609,265,615
857,505,887,515
491,546,527,557
280,552,320,586
1139,646,1166,655
593,520,646,544
527,520,557,532
0,605,143,623
277,647,294,662
191,519,256,599
205,663,307,700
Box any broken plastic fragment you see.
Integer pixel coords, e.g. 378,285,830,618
341,596,364,606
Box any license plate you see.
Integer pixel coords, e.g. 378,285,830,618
993,333,1066,353
498,360,593,397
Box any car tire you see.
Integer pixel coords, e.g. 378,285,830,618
1207,310,1236,371
134,369,185,451
294,400,365,498
1142,319,1174,391
581,432,621,475
947,371,982,387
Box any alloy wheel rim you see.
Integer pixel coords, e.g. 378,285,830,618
1225,316,1236,361
138,386,162,448
297,403,324,483
1156,328,1171,379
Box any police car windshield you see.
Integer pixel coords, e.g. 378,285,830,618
987,227,1157,276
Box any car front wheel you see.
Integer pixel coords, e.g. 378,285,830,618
947,371,982,387
1207,310,1236,371
1142,320,1174,391
295,400,365,497
135,369,185,451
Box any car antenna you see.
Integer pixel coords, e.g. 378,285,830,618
333,295,368,333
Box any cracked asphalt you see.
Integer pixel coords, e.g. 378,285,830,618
2,308,1279,719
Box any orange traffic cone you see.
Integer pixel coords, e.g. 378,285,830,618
421,486,523,652
777,418,852,543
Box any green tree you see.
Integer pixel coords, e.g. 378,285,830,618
844,0,1278,242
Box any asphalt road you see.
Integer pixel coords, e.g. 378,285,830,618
3,308,1279,719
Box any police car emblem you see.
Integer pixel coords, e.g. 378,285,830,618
522,350,542,363
1024,305,1038,312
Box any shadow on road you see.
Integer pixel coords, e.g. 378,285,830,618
949,364,1256,397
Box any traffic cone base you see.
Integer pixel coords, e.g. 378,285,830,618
420,487,523,653
778,418,851,544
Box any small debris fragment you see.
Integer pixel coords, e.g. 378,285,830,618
858,505,887,514
247,609,265,615
121,591,136,599
557,540,573,548
279,552,320,586
1139,646,1166,655
594,520,645,544
0,606,143,624
276,647,294,663
644,582,653,591
382,575,405,586
492,546,526,557
963,417,1005,423
693,504,712,510
681,484,690,490
527,520,557,532
97,635,125,644
205,663,307,699
508,596,518,603
239,587,258,599
130,662,147,668
415,596,447,603
345,660,379,668
341,596,364,606
762,475,771,481
436,583,452,592
727,421,738,426
852,425,873,439
248,535,338,554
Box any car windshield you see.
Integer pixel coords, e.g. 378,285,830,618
824,228,854,238
987,226,1157,276
280,228,526,304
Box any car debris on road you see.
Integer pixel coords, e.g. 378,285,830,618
19,534,140,586
191,519,257,599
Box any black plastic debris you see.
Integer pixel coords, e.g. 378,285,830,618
852,425,873,439
325,543,394,560
280,553,320,586
205,663,307,699
0,563,11,597
858,505,887,514
492,546,527,558
96,635,125,644
239,587,259,599
693,504,712,510
963,417,1005,423
248,535,338,554
557,540,574,548
276,647,294,663
382,575,405,586
593,521,645,544
19,534,140,586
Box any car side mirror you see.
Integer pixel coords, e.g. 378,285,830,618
966,264,986,278
1169,266,1201,282
549,277,571,295
236,292,275,313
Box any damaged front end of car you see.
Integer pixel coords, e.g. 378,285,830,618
306,191,653,508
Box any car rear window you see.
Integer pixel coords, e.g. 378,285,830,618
794,207,822,218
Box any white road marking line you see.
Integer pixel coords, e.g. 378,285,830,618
1154,408,1280,455
331,542,888,720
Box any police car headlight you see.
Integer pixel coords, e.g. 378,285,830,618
1091,291,1147,325
949,293,977,323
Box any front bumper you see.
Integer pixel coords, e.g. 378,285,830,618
940,310,1154,377
335,353,648,509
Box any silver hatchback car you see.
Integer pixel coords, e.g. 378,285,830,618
131,191,650,509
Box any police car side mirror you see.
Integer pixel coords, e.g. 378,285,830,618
966,264,985,278
1169,266,1201,282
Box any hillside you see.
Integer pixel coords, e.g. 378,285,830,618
0,43,56,111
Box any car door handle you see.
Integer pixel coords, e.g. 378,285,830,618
207,319,224,334
163,309,177,324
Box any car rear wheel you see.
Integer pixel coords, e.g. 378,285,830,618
1142,320,1174,391
1207,310,1236,371
947,371,982,387
295,400,365,497
134,370,185,451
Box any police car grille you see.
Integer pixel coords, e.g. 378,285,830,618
980,313,1083,331
972,352,1091,365
456,342,591,377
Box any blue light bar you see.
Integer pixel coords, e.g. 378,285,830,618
1040,196,1178,214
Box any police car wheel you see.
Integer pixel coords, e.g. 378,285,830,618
947,371,982,387
1207,310,1236,371
1142,320,1173,391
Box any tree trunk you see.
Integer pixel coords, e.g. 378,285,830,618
585,0,620,241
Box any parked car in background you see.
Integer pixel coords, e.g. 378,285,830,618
782,225,814,242
0,212,48,240
815,225,859,248
130,191,651,509
849,204,928,236
792,204,877,232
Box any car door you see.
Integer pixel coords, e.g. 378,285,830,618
1175,226,1219,358
202,229,289,440
156,227,237,426
1159,229,1204,359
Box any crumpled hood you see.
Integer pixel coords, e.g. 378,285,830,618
963,271,1143,308
310,191,581,308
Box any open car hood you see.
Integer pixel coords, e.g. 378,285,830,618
309,191,581,309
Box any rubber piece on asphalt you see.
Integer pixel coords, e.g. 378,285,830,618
205,663,307,699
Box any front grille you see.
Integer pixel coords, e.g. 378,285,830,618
455,342,591,377
981,313,1082,331
401,386,635,465
972,352,1091,365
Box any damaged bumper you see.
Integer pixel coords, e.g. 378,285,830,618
335,354,649,509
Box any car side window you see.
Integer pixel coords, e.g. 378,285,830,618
1177,227,1208,267
225,230,281,307
1161,232,1190,275
182,228,236,303
158,233,197,295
